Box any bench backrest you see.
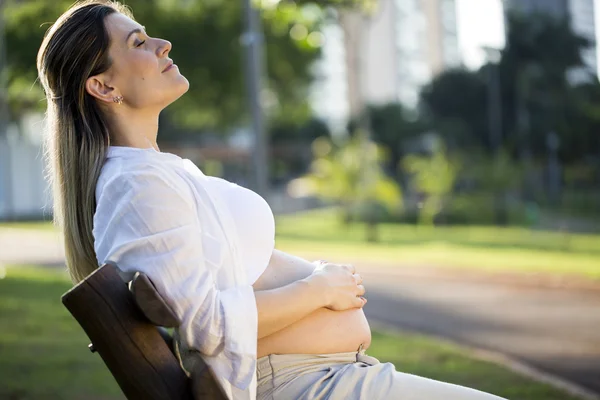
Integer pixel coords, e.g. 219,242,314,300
61,263,226,400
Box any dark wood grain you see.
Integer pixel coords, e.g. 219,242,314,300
130,271,181,328
62,263,194,399
129,273,228,397
62,263,229,400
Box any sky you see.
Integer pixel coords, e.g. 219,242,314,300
455,0,506,69
456,0,600,72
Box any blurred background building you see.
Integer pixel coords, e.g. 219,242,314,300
312,0,495,130
345,0,461,113
0,113,50,220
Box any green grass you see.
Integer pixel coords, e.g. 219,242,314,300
0,266,123,400
275,209,600,280
368,329,582,400
3,209,600,280
0,266,583,400
0,220,56,231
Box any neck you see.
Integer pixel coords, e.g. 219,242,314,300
105,107,161,151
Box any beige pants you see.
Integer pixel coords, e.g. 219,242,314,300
256,348,507,400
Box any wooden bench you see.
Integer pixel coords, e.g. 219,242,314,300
61,263,227,400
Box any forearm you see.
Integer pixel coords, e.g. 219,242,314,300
254,278,324,339
253,249,323,338
253,249,316,291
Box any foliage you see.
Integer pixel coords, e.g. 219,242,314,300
356,193,528,226
3,0,341,133
558,81,600,162
420,70,488,150
269,116,331,144
402,138,459,225
459,150,526,225
289,132,402,240
349,103,429,172
466,150,523,192
419,12,598,163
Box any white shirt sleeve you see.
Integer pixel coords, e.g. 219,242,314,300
93,167,258,389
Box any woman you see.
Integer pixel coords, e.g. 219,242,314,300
37,1,505,399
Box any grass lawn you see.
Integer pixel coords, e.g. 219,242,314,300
3,209,600,280
275,209,600,280
0,220,56,231
0,265,582,400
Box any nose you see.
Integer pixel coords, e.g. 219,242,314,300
157,39,172,57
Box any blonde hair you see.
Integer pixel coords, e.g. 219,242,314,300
37,1,133,283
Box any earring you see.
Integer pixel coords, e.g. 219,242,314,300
113,96,124,104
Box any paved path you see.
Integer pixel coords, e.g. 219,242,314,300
360,268,600,395
0,228,65,267
2,228,599,395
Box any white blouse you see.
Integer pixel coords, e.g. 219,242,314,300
92,146,275,400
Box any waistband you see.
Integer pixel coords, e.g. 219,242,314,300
257,350,359,380
257,344,379,384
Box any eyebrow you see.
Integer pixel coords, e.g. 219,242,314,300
125,26,146,42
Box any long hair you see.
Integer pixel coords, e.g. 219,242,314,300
37,1,133,283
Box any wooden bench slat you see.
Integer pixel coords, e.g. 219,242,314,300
130,271,181,328
62,263,194,400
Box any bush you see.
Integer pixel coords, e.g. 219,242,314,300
350,193,529,226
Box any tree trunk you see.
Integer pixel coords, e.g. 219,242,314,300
365,219,379,242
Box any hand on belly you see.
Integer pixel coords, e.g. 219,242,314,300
255,250,371,358
257,306,372,358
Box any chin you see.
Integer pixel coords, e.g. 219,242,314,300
164,77,190,106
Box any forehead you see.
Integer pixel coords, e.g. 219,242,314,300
104,12,143,42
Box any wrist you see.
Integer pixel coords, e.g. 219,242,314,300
301,274,330,309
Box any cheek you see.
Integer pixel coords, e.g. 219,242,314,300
129,53,158,81
112,53,157,87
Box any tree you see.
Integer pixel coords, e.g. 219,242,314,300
4,0,367,134
289,132,402,241
463,149,524,225
402,138,458,226
500,11,591,161
562,82,600,162
420,12,595,161
420,70,488,150
347,103,428,175
269,117,331,144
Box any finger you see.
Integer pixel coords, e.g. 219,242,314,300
353,273,363,285
354,296,366,308
344,264,356,274
356,284,366,296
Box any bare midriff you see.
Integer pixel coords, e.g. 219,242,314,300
256,307,371,358
253,254,372,359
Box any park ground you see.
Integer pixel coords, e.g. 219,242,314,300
0,266,583,400
1,208,599,399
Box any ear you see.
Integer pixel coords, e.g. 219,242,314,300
85,74,118,104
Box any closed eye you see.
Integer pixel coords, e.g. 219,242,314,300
136,40,146,48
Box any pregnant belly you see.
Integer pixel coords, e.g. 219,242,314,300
257,307,371,358
254,250,372,358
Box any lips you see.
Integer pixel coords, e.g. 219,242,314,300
162,61,174,72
